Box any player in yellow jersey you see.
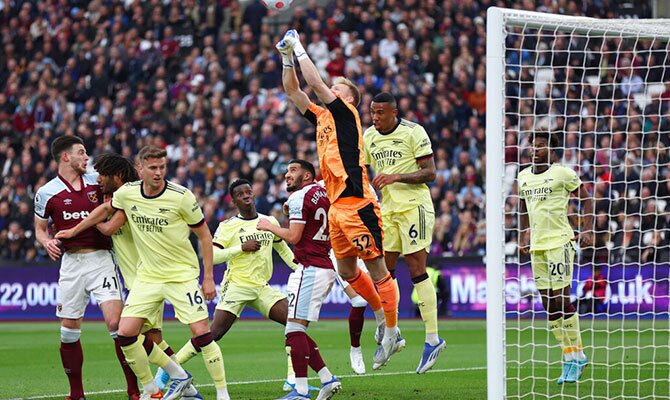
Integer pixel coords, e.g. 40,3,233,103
56,153,201,399
518,131,594,384
108,146,229,400
363,92,446,373
172,179,299,390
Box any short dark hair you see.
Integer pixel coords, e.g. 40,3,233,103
288,159,316,181
51,135,84,163
531,131,559,149
229,178,252,196
372,92,397,108
93,153,139,183
137,145,167,162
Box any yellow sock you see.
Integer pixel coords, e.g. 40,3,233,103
121,338,154,386
147,343,171,369
562,314,585,360
548,318,564,345
414,278,439,338
285,346,295,379
201,342,227,390
175,340,199,366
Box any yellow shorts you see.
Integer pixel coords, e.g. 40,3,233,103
122,280,209,325
140,301,164,333
329,199,384,261
530,241,575,290
216,279,286,318
382,204,435,255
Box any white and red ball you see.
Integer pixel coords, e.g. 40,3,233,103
261,0,292,11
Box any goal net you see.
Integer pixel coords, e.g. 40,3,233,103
486,8,670,400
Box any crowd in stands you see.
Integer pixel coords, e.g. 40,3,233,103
0,0,666,265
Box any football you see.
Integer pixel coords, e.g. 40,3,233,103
261,0,292,11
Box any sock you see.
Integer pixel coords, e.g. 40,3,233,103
375,273,398,328
562,313,586,361
157,340,175,358
548,317,565,361
348,306,366,347
175,339,200,365
113,336,140,396
285,346,295,381
119,336,155,387
217,387,231,400
346,268,382,311
305,335,327,376
201,341,227,390
413,275,440,346
145,337,187,379
394,278,400,307
60,340,85,398
286,332,310,395
317,367,334,384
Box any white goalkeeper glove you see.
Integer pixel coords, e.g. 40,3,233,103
276,37,295,68
282,29,308,61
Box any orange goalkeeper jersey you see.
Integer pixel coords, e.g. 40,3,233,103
303,97,376,203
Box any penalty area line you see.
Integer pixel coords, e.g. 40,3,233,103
11,366,486,400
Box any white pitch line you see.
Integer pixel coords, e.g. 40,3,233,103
8,367,486,400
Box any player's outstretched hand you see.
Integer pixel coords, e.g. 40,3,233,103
55,228,75,240
282,29,306,59
574,231,594,248
518,230,530,255
256,218,274,232
372,173,400,190
201,278,216,301
44,238,63,260
241,239,261,252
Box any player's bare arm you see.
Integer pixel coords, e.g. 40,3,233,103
95,209,127,236
280,57,310,114
371,156,437,190
257,217,305,244
35,216,62,260
55,201,114,240
519,198,530,255
191,222,216,300
572,184,594,248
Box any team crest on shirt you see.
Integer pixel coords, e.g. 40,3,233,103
57,304,62,312
87,191,98,203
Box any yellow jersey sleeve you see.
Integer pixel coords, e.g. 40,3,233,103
180,189,204,226
111,184,129,210
410,125,433,160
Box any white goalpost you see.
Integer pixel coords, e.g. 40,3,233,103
486,7,670,399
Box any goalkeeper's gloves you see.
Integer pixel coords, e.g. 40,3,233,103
282,29,308,61
276,38,295,68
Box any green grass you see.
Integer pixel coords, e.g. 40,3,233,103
1,318,667,399
0,319,482,400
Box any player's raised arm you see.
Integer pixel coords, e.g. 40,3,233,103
55,202,115,240
281,29,336,105
278,40,310,114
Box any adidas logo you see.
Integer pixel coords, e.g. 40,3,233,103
370,143,377,148
131,205,138,211
197,306,205,312
522,183,528,187
410,240,417,246
239,227,246,232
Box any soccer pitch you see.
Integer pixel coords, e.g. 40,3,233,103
2,319,666,399
0,319,484,400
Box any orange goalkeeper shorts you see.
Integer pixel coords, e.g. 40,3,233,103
328,197,384,261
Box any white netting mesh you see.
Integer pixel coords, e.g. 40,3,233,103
500,13,670,400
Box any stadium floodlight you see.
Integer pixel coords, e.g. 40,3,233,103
487,7,670,399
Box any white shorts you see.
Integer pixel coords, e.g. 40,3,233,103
331,249,369,290
287,264,337,322
57,250,123,319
